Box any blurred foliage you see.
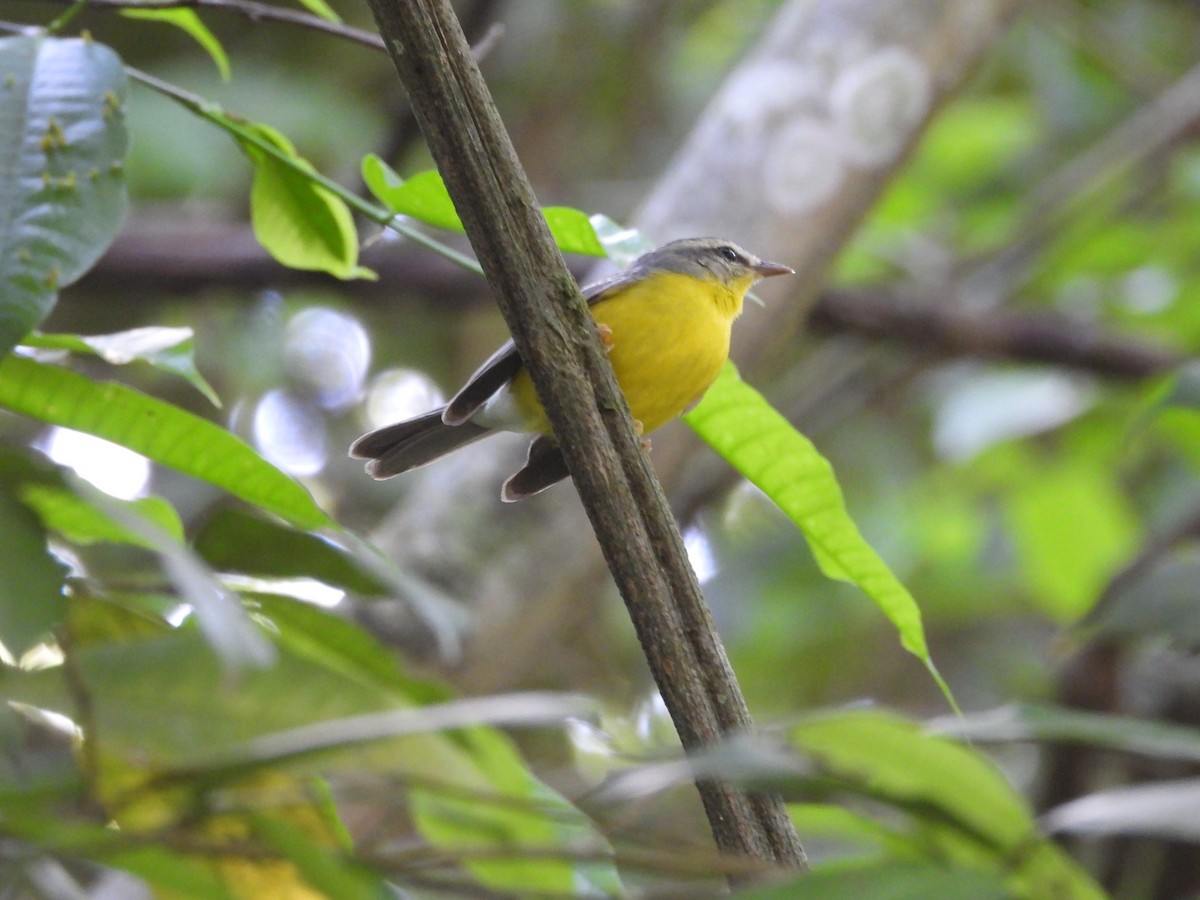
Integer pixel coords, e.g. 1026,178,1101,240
1,0,1200,896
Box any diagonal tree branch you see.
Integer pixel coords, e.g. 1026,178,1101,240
363,0,805,871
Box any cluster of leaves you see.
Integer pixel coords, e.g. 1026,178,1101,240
3,4,1192,897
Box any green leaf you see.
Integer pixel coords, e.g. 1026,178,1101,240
542,206,605,256
0,35,129,359
289,0,342,24
1155,397,1200,477
237,123,369,280
1005,459,1138,623
195,515,469,658
194,509,391,596
786,711,1104,899
73,478,275,670
0,484,67,656
410,728,623,896
913,97,1038,196
93,845,236,899
363,160,457,230
791,711,1032,849
248,814,385,900
362,156,606,256
0,355,333,531
119,9,231,81
0,816,235,899
789,803,920,858
736,860,1010,900
20,483,184,547
254,594,446,705
684,364,950,704
25,326,220,406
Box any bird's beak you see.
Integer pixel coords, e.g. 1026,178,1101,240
753,260,794,278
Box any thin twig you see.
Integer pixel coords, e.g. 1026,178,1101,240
35,0,386,50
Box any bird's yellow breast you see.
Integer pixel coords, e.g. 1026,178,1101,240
509,271,743,435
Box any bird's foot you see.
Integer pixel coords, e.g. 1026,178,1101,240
632,419,651,453
596,323,615,353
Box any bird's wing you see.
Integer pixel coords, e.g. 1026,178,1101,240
441,268,640,426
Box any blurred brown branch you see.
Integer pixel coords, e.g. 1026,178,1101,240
75,216,1179,382
809,288,1181,379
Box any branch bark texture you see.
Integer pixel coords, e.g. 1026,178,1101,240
363,0,805,869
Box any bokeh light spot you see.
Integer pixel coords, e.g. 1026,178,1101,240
364,368,446,427
41,428,151,499
253,389,327,476
284,307,371,410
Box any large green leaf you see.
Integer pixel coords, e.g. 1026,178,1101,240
0,36,129,359
194,512,469,659
683,364,951,705
736,860,1009,900
194,509,392,596
786,711,1104,899
0,355,332,531
20,483,183,548
362,155,606,257
0,484,66,657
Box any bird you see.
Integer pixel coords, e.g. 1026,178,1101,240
350,237,793,502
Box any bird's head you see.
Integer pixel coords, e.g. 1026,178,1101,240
641,237,793,294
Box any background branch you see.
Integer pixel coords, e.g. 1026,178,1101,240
74,217,1180,382
808,288,1181,379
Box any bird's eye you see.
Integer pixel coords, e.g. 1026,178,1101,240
718,246,740,263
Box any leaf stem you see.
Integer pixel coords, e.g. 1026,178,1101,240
45,0,87,33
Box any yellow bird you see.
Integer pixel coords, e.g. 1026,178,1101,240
350,237,793,501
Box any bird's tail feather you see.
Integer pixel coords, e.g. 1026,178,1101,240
350,408,493,479
501,435,570,502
